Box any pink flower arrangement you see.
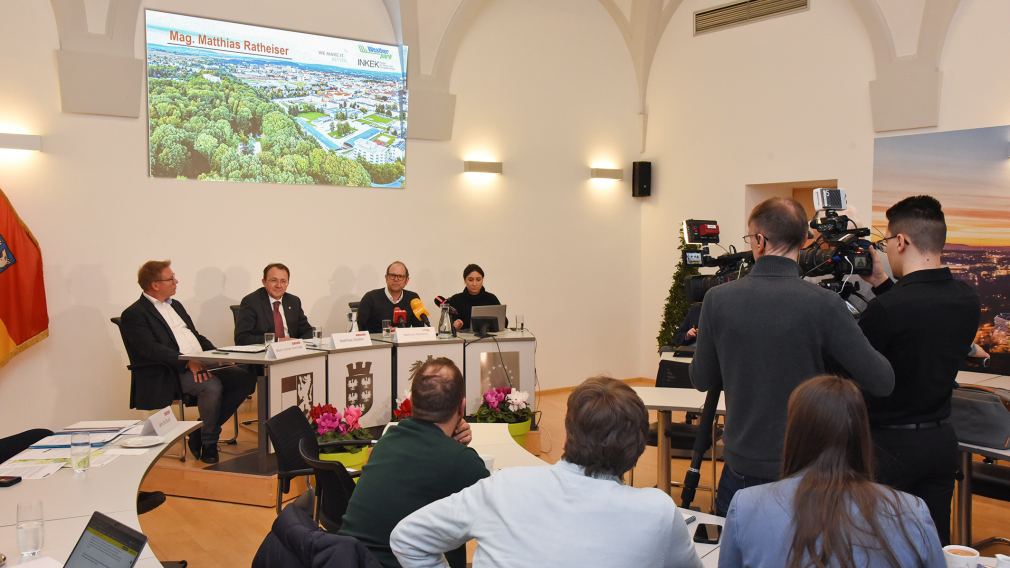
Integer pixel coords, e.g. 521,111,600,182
308,403,371,451
475,387,533,424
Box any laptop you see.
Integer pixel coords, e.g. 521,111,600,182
471,304,507,332
64,512,148,568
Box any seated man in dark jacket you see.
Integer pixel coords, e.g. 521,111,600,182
235,263,313,345
339,358,483,568
356,261,423,333
120,260,256,464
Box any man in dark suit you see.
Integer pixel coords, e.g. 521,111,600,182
235,263,313,345
120,260,256,464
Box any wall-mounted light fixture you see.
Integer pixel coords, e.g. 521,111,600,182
463,160,503,174
590,167,623,180
0,133,42,151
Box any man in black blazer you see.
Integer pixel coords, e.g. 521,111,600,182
235,263,313,345
120,260,256,464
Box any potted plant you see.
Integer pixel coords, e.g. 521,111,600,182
474,387,533,446
308,403,373,469
393,395,412,421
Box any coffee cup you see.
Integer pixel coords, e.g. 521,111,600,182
942,545,979,568
995,553,1010,568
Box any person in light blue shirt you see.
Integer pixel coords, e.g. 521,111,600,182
390,376,702,568
719,375,945,568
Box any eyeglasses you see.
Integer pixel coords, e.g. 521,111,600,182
155,276,178,283
873,235,899,251
265,278,288,285
386,273,407,281
742,234,768,245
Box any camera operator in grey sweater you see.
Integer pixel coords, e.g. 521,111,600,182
690,197,894,515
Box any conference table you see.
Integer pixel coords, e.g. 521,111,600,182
951,369,1010,546
465,422,724,565
632,386,725,500
0,421,200,566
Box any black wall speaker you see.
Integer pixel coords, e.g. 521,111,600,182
632,161,651,197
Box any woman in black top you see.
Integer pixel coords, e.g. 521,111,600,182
447,264,501,330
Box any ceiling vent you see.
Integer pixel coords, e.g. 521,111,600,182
695,0,808,34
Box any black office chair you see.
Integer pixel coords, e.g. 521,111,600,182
228,303,258,433
111,317,237,458
112,317,193,461
265,407,317,514
627,355,723,487
251,495,381,568
298,437,373,532
969,460,1010,552
0,429,52,463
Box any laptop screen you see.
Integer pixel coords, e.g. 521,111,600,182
471,304,507,331
64,512,147,568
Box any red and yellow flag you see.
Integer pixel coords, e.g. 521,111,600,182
0,188,48,367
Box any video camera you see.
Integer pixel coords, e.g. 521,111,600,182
681,219,754,303
797,188,874,299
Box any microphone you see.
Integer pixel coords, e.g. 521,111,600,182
392,307,408,327
433,296,459,316
409,298,431,326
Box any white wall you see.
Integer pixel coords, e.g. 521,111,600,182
0,0,642,436
636,0,1010,375
637,0,877,373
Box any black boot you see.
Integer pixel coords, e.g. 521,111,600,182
201,444,219,464
187,430,202,460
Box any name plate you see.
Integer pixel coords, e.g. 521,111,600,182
142,406,179,436
331,331,372,349
394,326,437,343
267,339,309,359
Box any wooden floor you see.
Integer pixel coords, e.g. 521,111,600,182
138,380,1010,566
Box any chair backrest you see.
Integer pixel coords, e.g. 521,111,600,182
110,317,141,367
298,437,359,532
656,360,693,389
0,429,54,463
229,305,241,326
252,501,382,568
266,406,316,476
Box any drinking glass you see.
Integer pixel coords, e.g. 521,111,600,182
70,432,90,474
515,314,525,331
17,501,44,558
264,332,275,346
382,320,392,337
312,327,323,346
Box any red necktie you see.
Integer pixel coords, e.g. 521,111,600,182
273,301,286,339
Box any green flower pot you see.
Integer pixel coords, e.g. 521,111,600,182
319,446,371,472
507,419,532,447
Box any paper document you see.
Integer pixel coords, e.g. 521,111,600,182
62,420,140,432
107,448,149,456
9,447,70,461
30,431,122,448
217,345,266,353
0,462,62,479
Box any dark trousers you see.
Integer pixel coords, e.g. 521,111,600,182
715,464,775,517
871,422,957,546
180,366,257,445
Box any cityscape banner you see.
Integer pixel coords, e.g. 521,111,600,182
873,125,1010,374
145,10,408,188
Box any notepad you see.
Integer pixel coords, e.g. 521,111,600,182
216,345,266,353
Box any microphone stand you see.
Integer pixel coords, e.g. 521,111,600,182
680,387,721,510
